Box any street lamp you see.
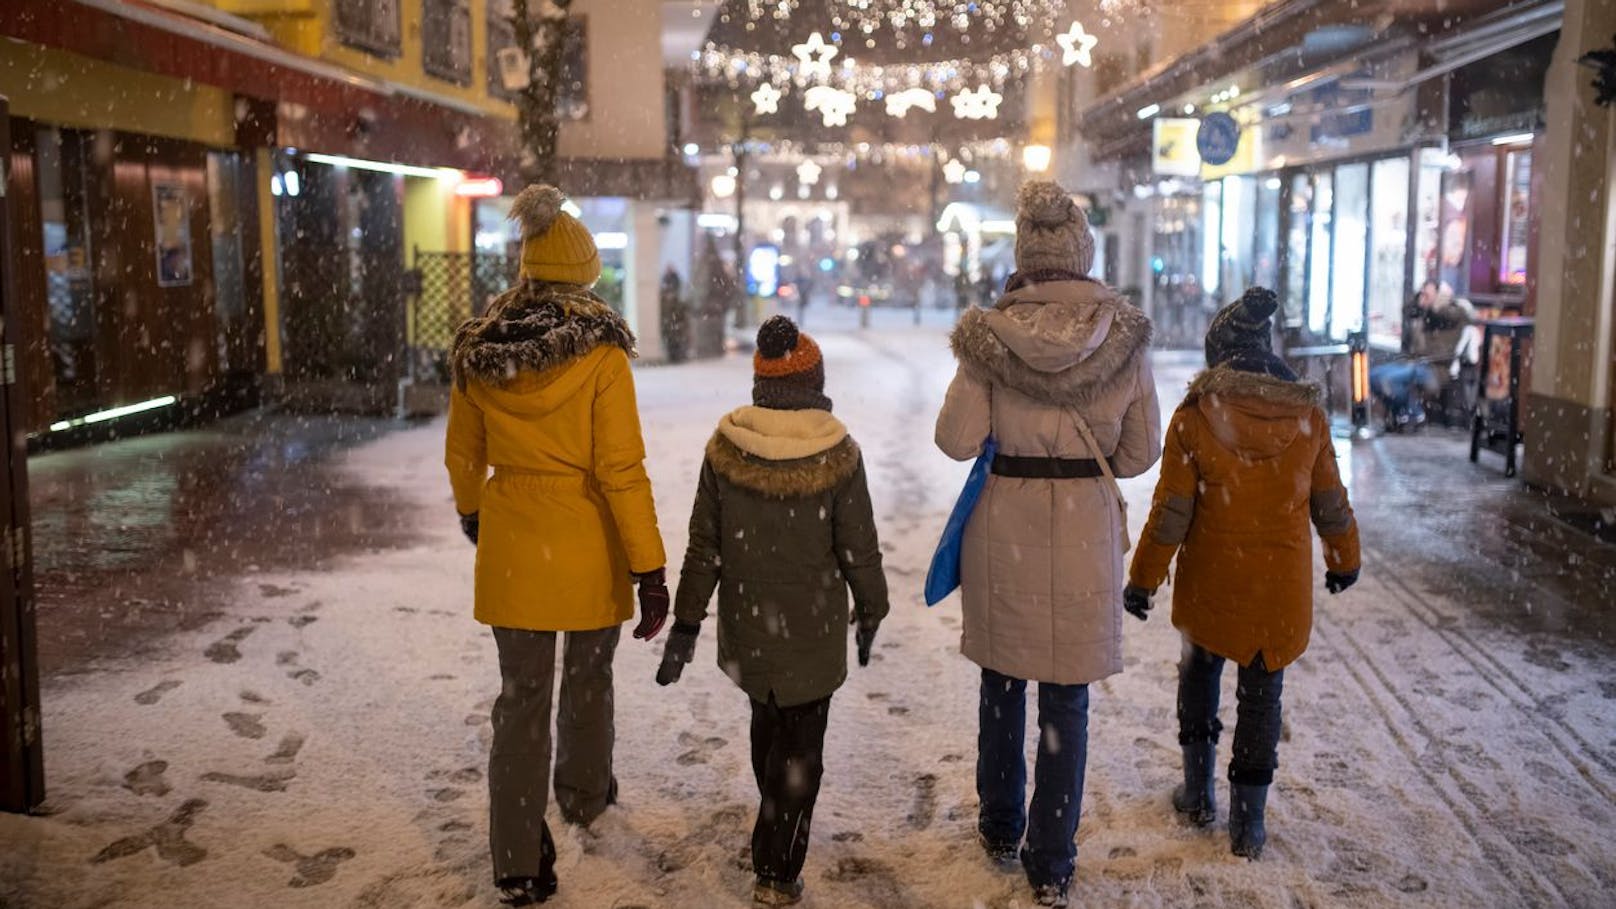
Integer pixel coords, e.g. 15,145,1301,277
1022,144,1052,173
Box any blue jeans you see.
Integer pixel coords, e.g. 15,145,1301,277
1177,641,1285,785
977,668,1090,888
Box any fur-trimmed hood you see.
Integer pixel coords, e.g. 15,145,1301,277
707,407,860,499
451,279,635,390
1185,366,1323,460
950,279,1151,407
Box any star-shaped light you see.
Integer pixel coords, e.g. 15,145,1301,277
950,85,1003,120
751,82,783,115
804,85,856,126
942,158,967,184
1056,21,1099,68
792,32,839,82
884,88,938,118
796,160,822,185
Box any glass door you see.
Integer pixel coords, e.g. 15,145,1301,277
1307,171,1334,336
35,127,99,418
1283,172,1311,328
1332,162,1369,340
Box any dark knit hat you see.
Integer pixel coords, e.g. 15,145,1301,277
1204,287,1295,380
753,316,831,411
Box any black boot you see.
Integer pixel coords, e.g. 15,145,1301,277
497,825,558,905
1229,783,1269,859
1172,743,1217,827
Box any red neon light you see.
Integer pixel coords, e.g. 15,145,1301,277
455,177,504,198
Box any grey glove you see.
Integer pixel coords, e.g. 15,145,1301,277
1325,569,1359,595
656,622,700,686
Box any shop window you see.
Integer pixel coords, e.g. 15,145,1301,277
334,0,401,58
1413,148,1445,290
1438,166,1474,299
1254,176,1280,291
423,0,473,85
1367,157,1411,349
1219,176,1257,298
1307,172,1333,336
35,127,100,417
1283,173,1310,327
1201,180,1222,301
1332,162,1368,340
206,152,248,372
1500,149,1532,287
486,4,590,120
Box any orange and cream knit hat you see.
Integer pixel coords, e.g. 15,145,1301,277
509,184,601,286
753,316,831,411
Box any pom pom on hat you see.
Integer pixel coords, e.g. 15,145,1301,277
1017,181,1081,228
756,316,800,360
1239,287,1280,322
1205,286,1288,372
509,185,567,241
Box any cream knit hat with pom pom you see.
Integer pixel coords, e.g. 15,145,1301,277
1013,181,1095,276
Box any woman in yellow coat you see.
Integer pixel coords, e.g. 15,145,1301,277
445,185,667,907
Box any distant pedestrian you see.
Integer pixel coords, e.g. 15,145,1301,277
446,184,669,907
1125,287,1362,860
934,181,1162,908
656,315,889,907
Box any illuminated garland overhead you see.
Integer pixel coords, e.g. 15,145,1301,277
722,137,1015,166
695,42,1053,95
734,0,1065,41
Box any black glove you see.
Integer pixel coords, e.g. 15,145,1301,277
656,622,700,686
631,568,670,640
851,611,880,667
458,512,479,545
1123,585,1153,621
1325,569,1359,595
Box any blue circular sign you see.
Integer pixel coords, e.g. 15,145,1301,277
1197,113,1242,166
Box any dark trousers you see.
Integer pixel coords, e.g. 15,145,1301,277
749,694,832,884
1177,640,1285,786
976,668,1090,888
488,625,620,881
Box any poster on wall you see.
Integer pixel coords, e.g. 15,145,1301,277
153,182,193,287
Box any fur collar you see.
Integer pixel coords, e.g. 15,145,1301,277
950,288,1151,407
717,406,848,461
1185,366,1321,406
707,433,861,499
450,280,636,389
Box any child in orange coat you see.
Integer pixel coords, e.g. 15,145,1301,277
1124,288,1361,859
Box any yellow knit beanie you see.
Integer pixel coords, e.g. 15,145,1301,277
510,184,601,286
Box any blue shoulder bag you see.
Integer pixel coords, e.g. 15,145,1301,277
924,436,996,606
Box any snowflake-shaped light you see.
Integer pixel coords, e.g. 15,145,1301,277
884,88,938,118
950,85,1003,120
1056,21,1099,68
942,158,967,184
804,85,857,126
751,82,783,115
796,160,822,185
792,32,839,82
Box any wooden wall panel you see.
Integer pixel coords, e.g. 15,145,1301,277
5,121,55,433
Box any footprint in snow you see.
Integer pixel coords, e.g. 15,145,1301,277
264,843,357,887
204,627,256,664
239,690,269,705
906,773,938,830
134,680,181,706
675,732,729,766
288,615,319,629
123,760,171,797
92,799,209,867
223,712,267,740
258,584,299,599
266,733,306,765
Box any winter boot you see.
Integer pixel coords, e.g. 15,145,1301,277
1229,783,1269,859
1031,883,1070,907
497,824,558,906
1171,743,1217,827
976,829,1020,867
752,876,804,906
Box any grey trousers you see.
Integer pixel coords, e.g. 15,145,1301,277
489,624,620,881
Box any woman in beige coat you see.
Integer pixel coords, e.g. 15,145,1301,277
935,181,1162,908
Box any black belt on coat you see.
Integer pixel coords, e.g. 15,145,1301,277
990,454,1113,479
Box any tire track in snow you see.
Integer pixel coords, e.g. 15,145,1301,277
1365,543,1616,790
1311,607,1570,908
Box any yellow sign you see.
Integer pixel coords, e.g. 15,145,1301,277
1153,118,1202,176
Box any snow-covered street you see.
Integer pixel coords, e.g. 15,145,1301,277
3,319,1614,909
